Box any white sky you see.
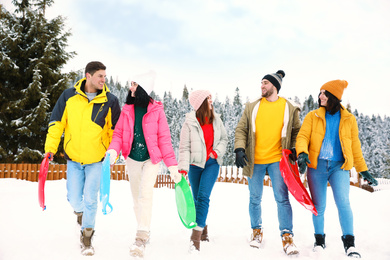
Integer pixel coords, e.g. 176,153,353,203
3,0,390,117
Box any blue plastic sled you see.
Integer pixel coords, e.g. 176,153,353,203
100,154,113,215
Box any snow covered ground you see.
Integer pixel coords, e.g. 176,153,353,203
1,178,389,260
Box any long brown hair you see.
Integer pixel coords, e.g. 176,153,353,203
196,98,214,125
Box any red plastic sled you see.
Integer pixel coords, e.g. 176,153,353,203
280,149,317,216
38,154,50,211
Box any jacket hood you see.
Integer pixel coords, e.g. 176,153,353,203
315,105,352,119
73,78,110,101
122,100,163,114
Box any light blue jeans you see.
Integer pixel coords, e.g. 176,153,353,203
188,158,220,229
248,162,293,235
67,160,102,230
307,159,354,236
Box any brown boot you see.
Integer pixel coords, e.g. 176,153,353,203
190,229,202,251
80,228,95,256
201,225,209,242
249,228,263,248
74,211,83,226
282,233,299,255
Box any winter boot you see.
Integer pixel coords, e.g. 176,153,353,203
342,235,361,258
80,228,95,256
130,230,150,257
189,229,202,252
201,225,209,242
74,211,83,226
282,233,299,256
313,234,326,251
249,228,263,249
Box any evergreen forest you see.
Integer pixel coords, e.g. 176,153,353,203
1,1,389,179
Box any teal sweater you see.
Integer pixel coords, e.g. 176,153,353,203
129,106,150,161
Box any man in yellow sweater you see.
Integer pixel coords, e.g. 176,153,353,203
234,70,301,255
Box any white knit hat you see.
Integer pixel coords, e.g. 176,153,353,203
189,90,211,110
132,70,156,95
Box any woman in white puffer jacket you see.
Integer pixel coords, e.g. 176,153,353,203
178,89,228,252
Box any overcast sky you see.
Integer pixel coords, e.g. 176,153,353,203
3,0,390,117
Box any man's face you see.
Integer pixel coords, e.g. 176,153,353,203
261,79,275,98
86,69,106,92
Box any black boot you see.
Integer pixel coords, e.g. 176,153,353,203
341,235,361,258
313,234,325,251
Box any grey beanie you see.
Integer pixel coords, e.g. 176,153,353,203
262,70,285,93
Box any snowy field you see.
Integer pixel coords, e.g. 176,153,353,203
1,178,389,260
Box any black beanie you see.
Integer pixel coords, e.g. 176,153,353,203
262,70,285,93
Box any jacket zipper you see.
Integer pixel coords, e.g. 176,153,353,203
93,104,104,122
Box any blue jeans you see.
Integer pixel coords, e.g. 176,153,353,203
188,159,220,229
248,162,293,235
67,160,102,230
307,159,354,236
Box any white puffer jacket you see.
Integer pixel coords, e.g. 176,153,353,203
178,111,228,172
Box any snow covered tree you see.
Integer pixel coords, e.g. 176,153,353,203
220,87,244,165
0,0,76,162
182,84,189,100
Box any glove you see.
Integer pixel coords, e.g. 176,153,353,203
106,149,117,165
288,148,297,162
359,171,378,186
179,170,188,177
168,166,182,183
297,153,311,174
45,152,54,161
235,148,248,168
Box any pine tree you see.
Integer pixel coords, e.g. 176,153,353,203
182,84,189,100
220,88,244,165
0,0,76,162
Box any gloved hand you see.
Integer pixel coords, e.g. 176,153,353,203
359,171,378,186
168,166,182,183
288,148,297,162
235,148,248,168
45,152,54,161
106,149,117,165
297,153,311,174
179,170,188,177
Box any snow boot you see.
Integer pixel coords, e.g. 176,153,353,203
313,234,326,251
130,230,150,257
249,228,263,249
189,229,202,252
80,228,95,256
74,211,83,226
342,235,361,258
282,233,299,256
201,225,209,242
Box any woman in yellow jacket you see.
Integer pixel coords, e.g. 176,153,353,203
295,80,377,258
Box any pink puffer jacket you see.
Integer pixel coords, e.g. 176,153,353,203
108,101,177,167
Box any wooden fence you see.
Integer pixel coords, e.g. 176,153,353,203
0,163,360,189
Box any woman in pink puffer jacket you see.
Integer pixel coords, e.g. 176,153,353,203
106,81,181,257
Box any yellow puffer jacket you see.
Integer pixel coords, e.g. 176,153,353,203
45,78,121,164
296,106,367,172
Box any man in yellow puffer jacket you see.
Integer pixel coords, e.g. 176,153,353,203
44,61,121,256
